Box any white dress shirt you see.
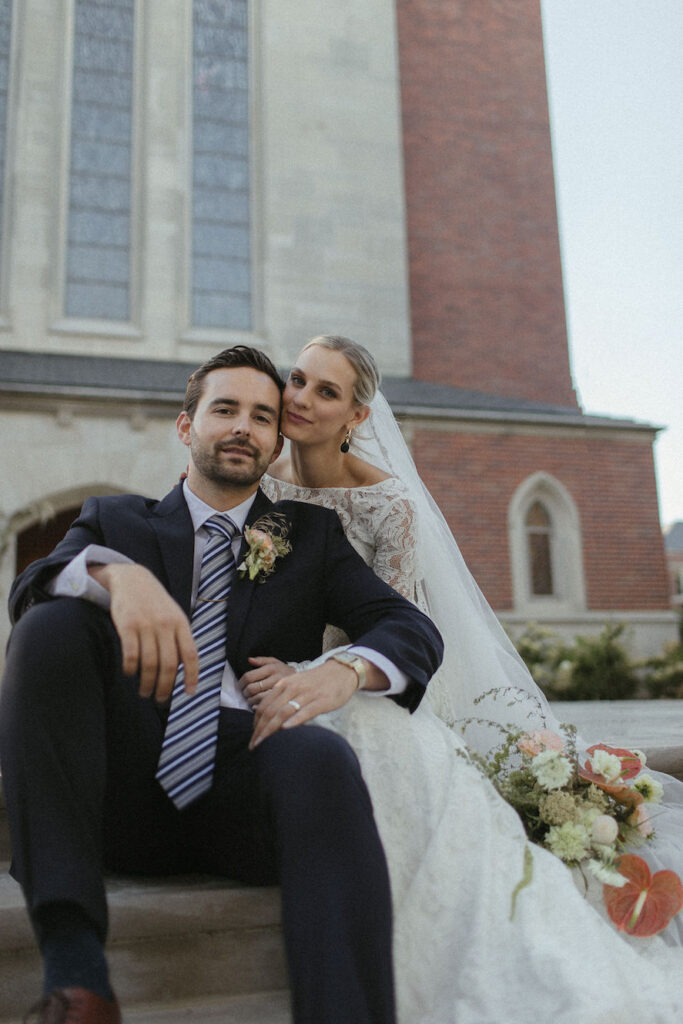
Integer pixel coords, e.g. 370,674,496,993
49,481,407,708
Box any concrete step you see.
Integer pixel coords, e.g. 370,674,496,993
0,870,288,1022
550,699,683,780
125,991,292,1023
1,991,292,1024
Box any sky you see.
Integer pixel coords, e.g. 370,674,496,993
540,1,683,530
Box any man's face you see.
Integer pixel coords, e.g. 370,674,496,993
177,367,283,492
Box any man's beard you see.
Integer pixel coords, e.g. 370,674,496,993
190,437,273,489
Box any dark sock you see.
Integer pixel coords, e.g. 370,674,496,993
33,902,113,1001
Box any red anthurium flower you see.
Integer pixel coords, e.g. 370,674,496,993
586,744,643,781
604,854,683,937
577,765,644,810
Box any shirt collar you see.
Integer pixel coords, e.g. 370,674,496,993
182,479,257,536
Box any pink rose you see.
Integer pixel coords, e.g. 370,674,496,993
249,529,277,568
591,814,619,845
629,804,654,838
518,729,565,757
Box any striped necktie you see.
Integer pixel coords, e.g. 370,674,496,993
156,513,239,809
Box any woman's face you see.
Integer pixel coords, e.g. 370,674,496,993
282,345,366,446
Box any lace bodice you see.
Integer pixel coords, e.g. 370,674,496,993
262,475,420,604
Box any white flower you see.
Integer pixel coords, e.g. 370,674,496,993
530,750,573,791
590,749,622,782
546,822,591,862
591,842,616,860
587,859,628,887
591,814,619,845
633,773,664,804
577,804,601,829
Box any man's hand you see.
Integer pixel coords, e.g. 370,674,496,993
90,563,198,703
248,657,388,750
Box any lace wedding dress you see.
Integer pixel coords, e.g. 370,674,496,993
264,474,683,1024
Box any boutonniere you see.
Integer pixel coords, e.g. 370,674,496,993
237,511,292,582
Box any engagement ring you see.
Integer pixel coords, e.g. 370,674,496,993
288,699,301,711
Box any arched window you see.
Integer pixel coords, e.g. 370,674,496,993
509,473,586,615
525,500,554,596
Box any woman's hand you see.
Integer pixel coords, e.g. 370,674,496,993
248,657,387,750
239,656,296,708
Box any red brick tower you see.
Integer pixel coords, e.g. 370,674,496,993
389,0,673,642
397,0,576,407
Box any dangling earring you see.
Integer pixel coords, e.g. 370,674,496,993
340,429,351,453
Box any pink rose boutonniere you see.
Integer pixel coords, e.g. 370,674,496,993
237,512,292,583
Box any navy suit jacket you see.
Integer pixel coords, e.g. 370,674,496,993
9,485,443,711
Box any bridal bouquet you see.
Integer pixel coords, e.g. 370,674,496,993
472,726,683,936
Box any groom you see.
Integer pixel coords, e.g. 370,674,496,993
0,345,442,1024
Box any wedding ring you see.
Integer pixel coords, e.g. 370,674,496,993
288,699,301,711
257,681,263,691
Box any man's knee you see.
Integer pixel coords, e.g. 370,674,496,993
2,598,117,707
10,598,112,657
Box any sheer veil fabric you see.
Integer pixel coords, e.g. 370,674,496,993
349,391,683,944
353,391,556,746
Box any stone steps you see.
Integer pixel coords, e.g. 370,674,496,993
0,868,289,1022
125,991,292,1023
0,780,290,1020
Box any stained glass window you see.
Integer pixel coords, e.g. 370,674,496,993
192,0,250,329
65,0,134,320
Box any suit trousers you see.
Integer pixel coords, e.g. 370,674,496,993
0,598,396,1024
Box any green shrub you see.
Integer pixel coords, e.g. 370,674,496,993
512,622,638,701
644,642,683,699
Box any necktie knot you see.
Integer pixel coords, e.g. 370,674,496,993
204,514,238,543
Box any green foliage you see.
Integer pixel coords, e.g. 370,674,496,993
644,642,683,699
512,622,638,701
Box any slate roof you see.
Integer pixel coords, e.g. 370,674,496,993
0,348,659,432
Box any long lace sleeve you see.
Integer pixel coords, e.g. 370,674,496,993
369,492,419,604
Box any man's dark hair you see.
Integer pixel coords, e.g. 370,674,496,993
183,345,284,420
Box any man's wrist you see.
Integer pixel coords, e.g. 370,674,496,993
89,561,142,592
331,651,367,691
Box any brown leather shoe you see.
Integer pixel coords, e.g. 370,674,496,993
24,988,121,1024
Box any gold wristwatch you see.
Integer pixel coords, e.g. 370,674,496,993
331,651,367,691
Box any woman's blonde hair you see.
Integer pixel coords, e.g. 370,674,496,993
302,335,380,405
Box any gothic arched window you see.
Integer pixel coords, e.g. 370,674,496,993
509,473,586,615
526,500,554,596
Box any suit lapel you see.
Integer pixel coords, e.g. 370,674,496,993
224,487,274,665
148,485,195,616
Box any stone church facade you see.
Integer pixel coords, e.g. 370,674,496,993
0,0,675,660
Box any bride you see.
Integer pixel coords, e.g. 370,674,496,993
252,335,683,1023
